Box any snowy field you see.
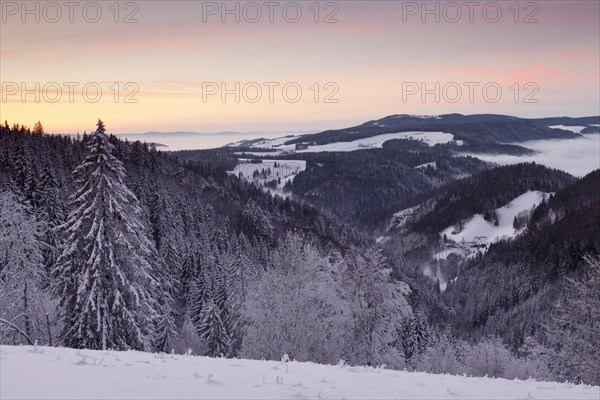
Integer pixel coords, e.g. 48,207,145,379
2,345,598,400
436,191,551,260
247,131,456,154
229,159,306,184
415,161,437,170
441,191,551,244
548,125,588,134
228,159,306,197
114,131,317,151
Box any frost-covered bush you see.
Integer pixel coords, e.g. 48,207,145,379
0,190,55,345
242,236,350,364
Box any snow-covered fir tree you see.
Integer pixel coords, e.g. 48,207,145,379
189,238,241,358
37,167,65,274
152,239,180,353
399,309,430,365
54,120,161,351
197,296,230,357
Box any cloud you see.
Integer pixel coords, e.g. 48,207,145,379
463,135,600,177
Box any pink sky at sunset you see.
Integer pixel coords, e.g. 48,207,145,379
1,0,598,134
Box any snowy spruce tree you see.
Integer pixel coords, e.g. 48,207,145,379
152,239,180,353
190,253,231,358
197,296,230,357
54,120,160,351
37,167,65,274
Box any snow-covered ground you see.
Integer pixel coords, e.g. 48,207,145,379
391,205,421,230
244,135,301,149
548,125,588,134
115,132,307,151
2,345,598,400
437,191,551,260
228,159,306,198
246,131,456,154
408,114,442,119
415,161,437,170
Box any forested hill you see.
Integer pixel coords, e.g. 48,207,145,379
282,144,488,230
0,122,413,368
388,163,576,237
283,114,597,147
0,123,363,250
219,114,597,232
1,122,599,386
442,169,600,360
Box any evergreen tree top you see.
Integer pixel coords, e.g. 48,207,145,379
96,119,106,135
81,121,118,168
33,121,44,135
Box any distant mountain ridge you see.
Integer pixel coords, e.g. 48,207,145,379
282,114,600,147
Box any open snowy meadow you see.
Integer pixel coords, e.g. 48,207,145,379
1,345,598,400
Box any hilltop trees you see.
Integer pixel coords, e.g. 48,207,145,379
1,119,392,360
54,120,160,351
32,121,44,135
188,232,243,358
37,167,65,275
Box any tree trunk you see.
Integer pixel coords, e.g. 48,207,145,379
46,313,53,347
23,282,32,337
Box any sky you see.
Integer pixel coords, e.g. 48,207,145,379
1,0,599,134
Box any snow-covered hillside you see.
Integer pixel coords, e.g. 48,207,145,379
437,191,552,260
228,159,306,197
245,131,456,154
2,345,598,400
415,161,437,170
549,125,587,134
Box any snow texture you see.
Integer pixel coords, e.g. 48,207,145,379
415,162,437,170
437,191,551,260
408,115,442,119
1,345,598,400
249,131,455,154
228,159,306,198
548,125,587,134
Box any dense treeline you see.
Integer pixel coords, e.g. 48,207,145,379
374,159,600,384
442,170,600,348
283,113,582,146
0,120,411,368
278,142,488,230
407,163,576,235
384,166,600,384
